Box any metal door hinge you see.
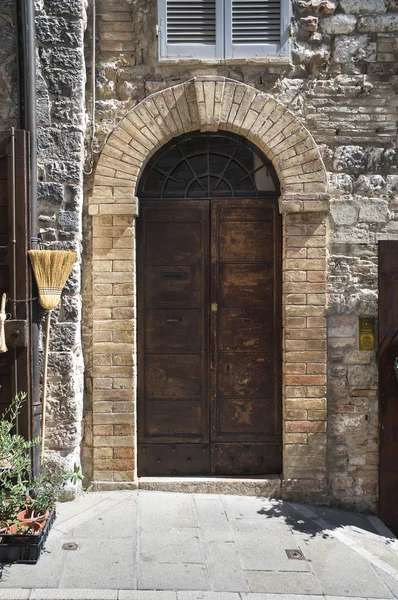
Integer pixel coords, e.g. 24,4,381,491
211,303,218,312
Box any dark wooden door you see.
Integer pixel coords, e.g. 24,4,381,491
210,199,281,475
138,198,281,476
379,241,398,534
0,130,30,438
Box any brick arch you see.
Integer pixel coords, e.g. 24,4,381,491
90,77,327,208
87,77,330,498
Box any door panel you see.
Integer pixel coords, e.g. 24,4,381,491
146,309,201,353
219,221,273,262
138,201,210,475
218,263,273,307
147,266,202,308
218,398,276,434
146,222,202,265
218,308,273,352
217,353,273,399
379,241,398,534
146,401,203,436
138,443,211,476
146,355,202,399
211,199,281,474
138,197,281,477
211,443,281,476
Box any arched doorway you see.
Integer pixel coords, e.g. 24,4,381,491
136,131,282,477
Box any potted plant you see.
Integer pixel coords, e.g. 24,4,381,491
0,392,85,563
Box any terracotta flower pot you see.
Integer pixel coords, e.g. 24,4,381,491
6,521,41,535
17,509,50,529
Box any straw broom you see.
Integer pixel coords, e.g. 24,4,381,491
28,250,77,463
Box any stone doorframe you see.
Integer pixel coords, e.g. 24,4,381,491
85,76,330,502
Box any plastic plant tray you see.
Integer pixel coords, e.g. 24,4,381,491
0,508,56,564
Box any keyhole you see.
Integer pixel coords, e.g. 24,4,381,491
226,363,231,373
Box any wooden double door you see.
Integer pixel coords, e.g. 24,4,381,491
137,198,281,476
379,241,398,534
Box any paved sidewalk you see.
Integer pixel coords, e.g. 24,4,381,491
0,490,398,599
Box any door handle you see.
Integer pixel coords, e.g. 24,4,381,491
165,318,182,323
239,317,254,322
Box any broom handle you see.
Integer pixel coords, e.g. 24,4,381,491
40,310,51,464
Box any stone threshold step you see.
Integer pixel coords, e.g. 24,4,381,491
138,475,282,496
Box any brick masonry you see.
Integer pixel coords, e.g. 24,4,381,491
86,77,331,500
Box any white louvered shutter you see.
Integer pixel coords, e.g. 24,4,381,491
158,0,290,60
225,0,290,59
159,0,223,59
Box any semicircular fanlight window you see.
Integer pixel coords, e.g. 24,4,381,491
138,131,279,198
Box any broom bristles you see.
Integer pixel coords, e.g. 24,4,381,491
28,250,77,311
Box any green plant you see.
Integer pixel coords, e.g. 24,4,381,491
0,393,38,520
28,468,67,515
0,392,88,532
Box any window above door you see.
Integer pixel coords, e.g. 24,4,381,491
137,131,280,198
158,0,290,61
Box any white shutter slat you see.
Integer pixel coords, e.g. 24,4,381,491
232,0,281,44
167,0,216,44
226,0,290,59
159,0,222,59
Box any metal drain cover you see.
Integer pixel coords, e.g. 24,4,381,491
285,549,305,560
62,542,79,551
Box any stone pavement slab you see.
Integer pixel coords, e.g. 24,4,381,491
138,562,210,590
230,519,310,572
138,491,197,528
205,540,249,592
58,536,136,589
0,490,397,598
119,593,176,600
194,497,235,542
30,591,118,599
139,527,203,564
245,571,322,595
0,591,395,600
373,566,398,598
221,496,284,522
295,533,393,598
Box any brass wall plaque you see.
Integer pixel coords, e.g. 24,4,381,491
359,316,374,351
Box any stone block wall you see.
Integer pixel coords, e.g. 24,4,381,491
82,0,398,511
34,0,86,473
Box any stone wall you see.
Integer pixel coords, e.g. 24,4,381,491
83,0,398,511
35,0,86,474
